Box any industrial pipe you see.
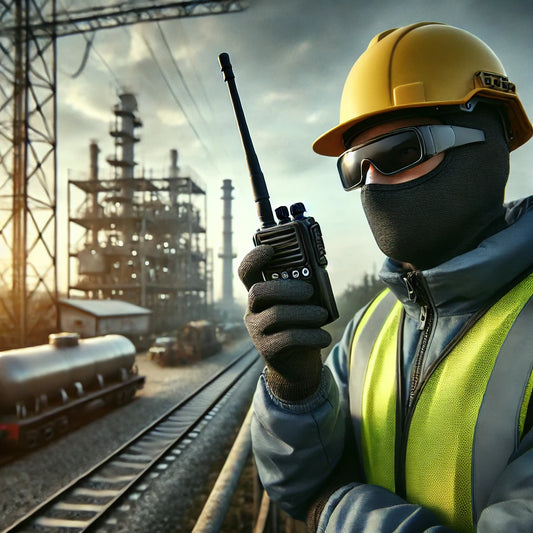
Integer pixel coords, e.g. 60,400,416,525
192,406,253,533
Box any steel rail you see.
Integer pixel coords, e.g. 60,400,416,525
2,343,259,533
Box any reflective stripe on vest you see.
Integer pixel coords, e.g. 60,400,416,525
349,289,400,475
349,273,533,532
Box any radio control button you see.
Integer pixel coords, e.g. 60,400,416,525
292,270,300,278
271,273,280,279
281,271,289,279
302,267,310,277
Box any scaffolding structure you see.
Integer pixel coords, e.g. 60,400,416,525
68,94,208,336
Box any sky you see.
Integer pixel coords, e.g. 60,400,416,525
55,0,533,304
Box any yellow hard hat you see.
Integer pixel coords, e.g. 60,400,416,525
313,22,532,156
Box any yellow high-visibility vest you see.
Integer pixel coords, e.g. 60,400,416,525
349,273,533,532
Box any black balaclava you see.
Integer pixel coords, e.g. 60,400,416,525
360,104,510,271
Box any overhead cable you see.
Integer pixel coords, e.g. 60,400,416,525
156,22,208,126
141,32,220,170
56,0,121,89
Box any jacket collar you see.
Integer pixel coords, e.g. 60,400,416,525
380,197,533,317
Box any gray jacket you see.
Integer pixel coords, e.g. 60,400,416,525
251,197,533,532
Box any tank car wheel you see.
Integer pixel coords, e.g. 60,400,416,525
42,424,55,443
55,416,69,434
21,429,40,449
115,390,126,406
123,386,135,402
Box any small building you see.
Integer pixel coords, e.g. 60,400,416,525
59,299,152,340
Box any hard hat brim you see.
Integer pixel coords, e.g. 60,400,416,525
313,90,532,157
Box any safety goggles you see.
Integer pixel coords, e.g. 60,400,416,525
337,124,485,190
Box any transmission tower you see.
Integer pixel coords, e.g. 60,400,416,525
0,0,247,349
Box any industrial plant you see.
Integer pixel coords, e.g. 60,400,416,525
66,92,213,344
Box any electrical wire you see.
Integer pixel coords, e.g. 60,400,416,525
174,18,216,120
70,32,94,78
83,38,122,90
156,22,208,127
56,0,122,89
154,21,228,172
157,19,229,168
161,18,232,171
140,31,220,171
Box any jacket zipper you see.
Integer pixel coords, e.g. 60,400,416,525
396,271,435,496
408,304,434,409
393,266,533,498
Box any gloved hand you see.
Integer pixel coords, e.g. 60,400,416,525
238,244,332,401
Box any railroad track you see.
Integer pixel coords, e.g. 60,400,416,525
3,344,259,533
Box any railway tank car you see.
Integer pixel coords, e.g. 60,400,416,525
0,332,145,449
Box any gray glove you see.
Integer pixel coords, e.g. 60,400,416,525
238,244,332,401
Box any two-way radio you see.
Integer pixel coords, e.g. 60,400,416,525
218,52,338,324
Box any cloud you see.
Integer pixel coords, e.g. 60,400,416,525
60,85,112,123
155,107,187,127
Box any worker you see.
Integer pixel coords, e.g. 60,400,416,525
238,22,533,532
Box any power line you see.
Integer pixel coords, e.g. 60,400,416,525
82,37,122,89
56,0,122,89
140,31,220,171
155,21,230,171
69,32,95,79
163,18,233,171
156,22,208,127
174,18,216,119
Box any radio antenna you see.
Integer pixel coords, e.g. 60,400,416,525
219,52,276,228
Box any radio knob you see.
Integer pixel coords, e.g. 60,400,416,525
275,205,290,224
290,202,306,219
